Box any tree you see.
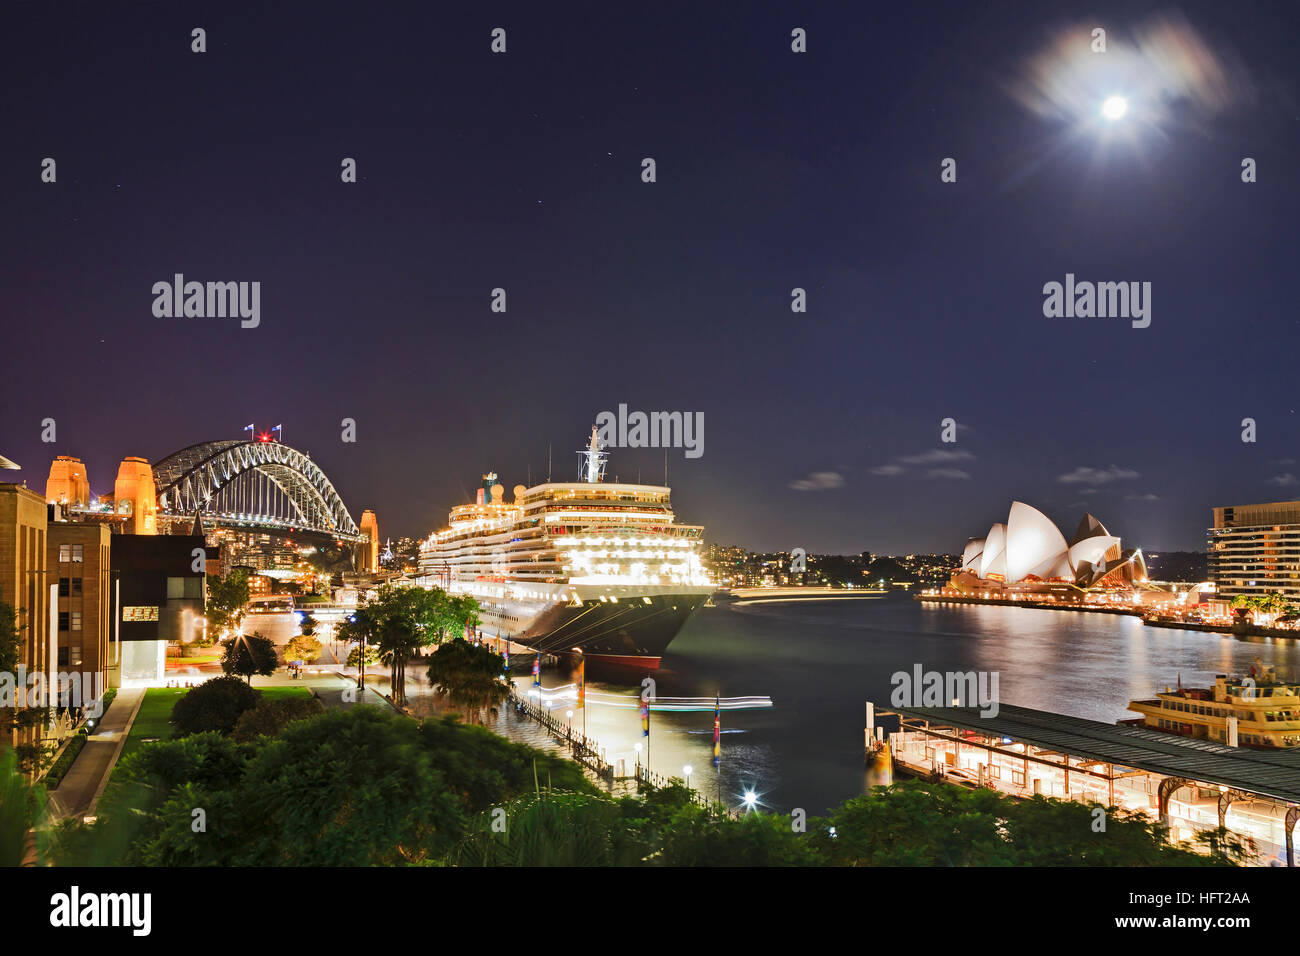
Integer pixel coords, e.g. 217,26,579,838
338,585,479,707
206,569,251,637
229,707,462,865
0,594,23,737
221,633,279,684
283,633,322,664
298,611,318,638
345,643,380,668
425,638,511,724
233,696,325,742
170,676,262,736
811,782,1236,866
337,603,380,688
0,592,19,677
0,749,43,866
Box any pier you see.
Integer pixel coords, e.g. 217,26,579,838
869,699,1300,866
509,688,615,781
506,686,748,812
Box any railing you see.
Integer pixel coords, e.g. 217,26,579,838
507,689,731,813
509,689,614,781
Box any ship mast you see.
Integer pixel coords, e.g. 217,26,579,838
579,425,608,483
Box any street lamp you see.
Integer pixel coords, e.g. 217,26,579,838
683,764,693,788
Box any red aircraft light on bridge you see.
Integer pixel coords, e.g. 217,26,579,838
258,432,271,442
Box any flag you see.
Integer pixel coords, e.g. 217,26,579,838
576,655,585,709
712,695,721,767
639,697,649,737
532,653,541,689
503,639,509,675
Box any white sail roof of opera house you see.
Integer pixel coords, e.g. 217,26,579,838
957,502,1141,587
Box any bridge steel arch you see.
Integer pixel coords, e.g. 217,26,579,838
151,440,363,541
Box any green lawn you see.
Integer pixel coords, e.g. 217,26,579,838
258,686,314,702
120,684,313,760
121,688,188,759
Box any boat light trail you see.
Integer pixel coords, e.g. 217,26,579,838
524,686,772,711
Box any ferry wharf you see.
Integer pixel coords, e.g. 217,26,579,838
873,701,1300,867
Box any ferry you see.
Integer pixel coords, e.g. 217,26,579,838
417,427,713,670
1124,661,1300,748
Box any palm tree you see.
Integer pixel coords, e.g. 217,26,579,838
425,639,511,724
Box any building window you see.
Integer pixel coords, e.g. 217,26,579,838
71,577,82,596
58,577,70,597
59,544,70,562
58,611,69,631
71,544,83,563
1011,769,1026,786
71,611,81,632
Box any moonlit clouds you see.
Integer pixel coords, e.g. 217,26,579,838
1057,465,1140,485
1008,12,1252,129
872,448,975,480
790,471,845,492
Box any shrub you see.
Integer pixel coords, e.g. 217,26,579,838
233,696,325,742
169,676,261,737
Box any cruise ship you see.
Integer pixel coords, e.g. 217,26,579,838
417,428,713,670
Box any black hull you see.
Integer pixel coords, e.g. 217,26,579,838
510,591,709,669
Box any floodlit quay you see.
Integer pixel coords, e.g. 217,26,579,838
882,703,1300,867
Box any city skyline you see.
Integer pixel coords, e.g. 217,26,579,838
6,2,1300,555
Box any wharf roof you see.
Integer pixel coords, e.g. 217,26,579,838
890,702,1300,805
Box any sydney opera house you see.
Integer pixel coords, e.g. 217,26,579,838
946,502,1151,597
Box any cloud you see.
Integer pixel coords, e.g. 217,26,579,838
897,449,975,465
1268,473,1299,487
1057,465,1140,485
790,471,844,491
873,447,975,478
1125,493,1160,501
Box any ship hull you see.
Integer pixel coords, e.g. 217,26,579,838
469,585,711,671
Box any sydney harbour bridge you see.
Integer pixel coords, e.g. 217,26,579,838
149,439,366,544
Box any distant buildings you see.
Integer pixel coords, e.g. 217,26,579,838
703,544,954,588
1209,500,1300,601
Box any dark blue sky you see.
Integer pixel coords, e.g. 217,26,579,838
4,1,1299,554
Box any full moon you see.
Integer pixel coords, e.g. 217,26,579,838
1101,95,1128,121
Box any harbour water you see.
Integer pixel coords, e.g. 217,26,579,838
496,592,1300,816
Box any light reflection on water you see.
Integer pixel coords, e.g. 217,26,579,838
486,593,1300,816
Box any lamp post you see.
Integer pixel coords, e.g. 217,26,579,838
683,764,693,789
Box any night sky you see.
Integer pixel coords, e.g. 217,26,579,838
4,1,1299,555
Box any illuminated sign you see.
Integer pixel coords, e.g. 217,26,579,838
122,606,159,622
